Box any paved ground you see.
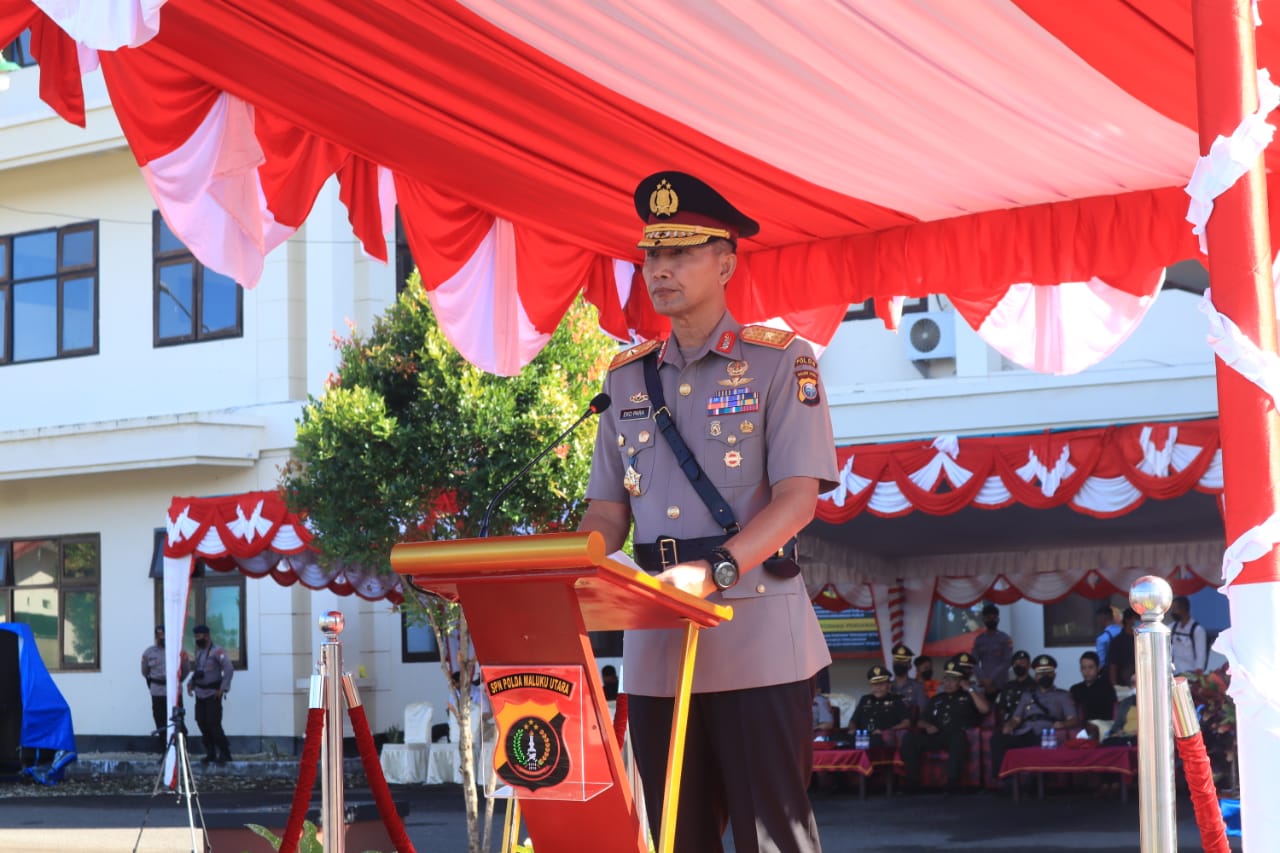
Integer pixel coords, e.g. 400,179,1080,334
0,778,1245,852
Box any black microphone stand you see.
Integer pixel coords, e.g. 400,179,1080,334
477,393,610,538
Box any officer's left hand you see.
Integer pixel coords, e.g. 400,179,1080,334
655,561,716,598
216,688,225,699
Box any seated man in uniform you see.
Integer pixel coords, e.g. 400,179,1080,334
851,665,911,747
900,659,990,793
990,654,1079,785
949,651,977,681
994,650,1034,723
889,644,927,718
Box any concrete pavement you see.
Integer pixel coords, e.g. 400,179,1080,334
0,782,1244,852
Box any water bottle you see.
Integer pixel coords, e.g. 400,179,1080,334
1040,728,1049,748
1047,727,1057,749
858,729,868,750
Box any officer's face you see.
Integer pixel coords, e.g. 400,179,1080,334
870,681,890,698
643,243,735,319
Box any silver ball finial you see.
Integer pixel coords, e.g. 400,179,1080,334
1129,576,1173,621
318,610,345,638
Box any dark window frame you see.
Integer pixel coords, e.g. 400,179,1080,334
150,530,248,669
0,533,101,671
843,296,929,323
1043,592,1127,648
2,31,35,68
0,222,100,365
152,211,244,347
394,209,416,295
401,610,441,663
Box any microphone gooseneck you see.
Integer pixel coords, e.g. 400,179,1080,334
477,394,611,538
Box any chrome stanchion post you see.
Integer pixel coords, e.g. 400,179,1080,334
1130,577,1175,853
319,611,347,853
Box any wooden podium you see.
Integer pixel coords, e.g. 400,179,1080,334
391,531,732,853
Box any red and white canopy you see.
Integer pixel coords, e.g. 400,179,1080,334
4,0,1275,374
164,491,403,603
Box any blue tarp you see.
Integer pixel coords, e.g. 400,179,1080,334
0,624,77,783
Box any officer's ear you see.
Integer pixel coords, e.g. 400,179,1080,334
714,241,737,284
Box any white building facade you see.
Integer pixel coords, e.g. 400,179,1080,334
0,60,1223,741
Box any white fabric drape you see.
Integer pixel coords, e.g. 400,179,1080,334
33,0,165,49
161,553,193,788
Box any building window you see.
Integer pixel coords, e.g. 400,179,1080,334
2,31,35,69
0,223,99,365
843,296,929,323
394,209,416,295
401,611,441,663
153,567,248,669
0,536,100,671
1043,592,1126,647
153,212,242,346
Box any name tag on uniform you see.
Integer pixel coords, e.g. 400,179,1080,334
620,407,650,421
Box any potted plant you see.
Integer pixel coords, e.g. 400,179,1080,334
1185,664,1237,794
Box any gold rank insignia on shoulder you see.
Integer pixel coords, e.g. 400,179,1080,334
608,339,661,372
741,325,796,349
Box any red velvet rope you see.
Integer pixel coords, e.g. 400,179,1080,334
280,707,326,853
1175,733,1230,853
348,703,417,853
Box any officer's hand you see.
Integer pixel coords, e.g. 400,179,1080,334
216,688,225,699
923,723,938,735
655,561,716,598
187,684,194,696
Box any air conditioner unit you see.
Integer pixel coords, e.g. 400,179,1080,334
901,311,956,361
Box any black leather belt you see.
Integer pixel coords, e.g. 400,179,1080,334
633,534,732,573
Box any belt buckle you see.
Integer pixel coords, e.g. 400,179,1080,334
658,537,679,569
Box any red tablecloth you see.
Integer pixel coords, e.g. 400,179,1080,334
999,745,1138,778
812,748,873,776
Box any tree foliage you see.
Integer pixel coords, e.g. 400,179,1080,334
281,275,616,575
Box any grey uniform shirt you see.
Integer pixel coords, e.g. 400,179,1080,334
1010,687,1076,736
188,643,234,700
141,644,167,698
586,311,838,696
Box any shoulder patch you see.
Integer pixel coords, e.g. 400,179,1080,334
741,325,796,349
608,339,662,371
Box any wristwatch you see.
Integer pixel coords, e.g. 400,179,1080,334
708,546,739,590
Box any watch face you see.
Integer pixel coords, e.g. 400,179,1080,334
713,560,738,589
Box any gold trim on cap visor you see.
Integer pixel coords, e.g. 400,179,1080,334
638,223,732,248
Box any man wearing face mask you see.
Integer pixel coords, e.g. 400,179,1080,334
989,654,1078,784
914,655,938,698
971,604,1013,699
888,644,927,717
994,650,1034,722
185,624,233,765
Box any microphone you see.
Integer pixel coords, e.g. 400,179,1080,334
477,393,611,538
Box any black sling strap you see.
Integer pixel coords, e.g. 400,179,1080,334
643,352,740,534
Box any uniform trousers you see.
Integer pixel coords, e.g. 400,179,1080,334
194,694,231,759
628,679,821,853
151,696,167,734
900,727,969,787
989,729,1040,782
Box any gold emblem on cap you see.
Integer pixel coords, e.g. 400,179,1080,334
719,360,753,387
649,179,679,217
724,450,742,468
638,430,651,443
624,465,643,497
666,505,680,519
678,383,692,397
740,420,755,434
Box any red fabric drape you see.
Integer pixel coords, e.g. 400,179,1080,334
280,706,325,853
1175,733,1231,853
348,704,417,853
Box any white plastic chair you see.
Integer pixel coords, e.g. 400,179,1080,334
379,702,433,784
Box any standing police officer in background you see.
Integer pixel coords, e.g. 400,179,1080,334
580,171,837,853
186,624,234,765
141,625,185,751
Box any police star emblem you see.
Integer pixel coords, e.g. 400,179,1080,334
624,465,643,496
649,179,679,217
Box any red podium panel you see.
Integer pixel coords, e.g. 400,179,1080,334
392,531,731,853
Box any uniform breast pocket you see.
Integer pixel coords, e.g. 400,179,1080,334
617,424,659,497
704,415,762,488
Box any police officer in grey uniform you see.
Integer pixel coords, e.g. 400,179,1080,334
186,624,234,765
141,625,184,749
581,171,837,853
889,643,927,717
989,654,1079,782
